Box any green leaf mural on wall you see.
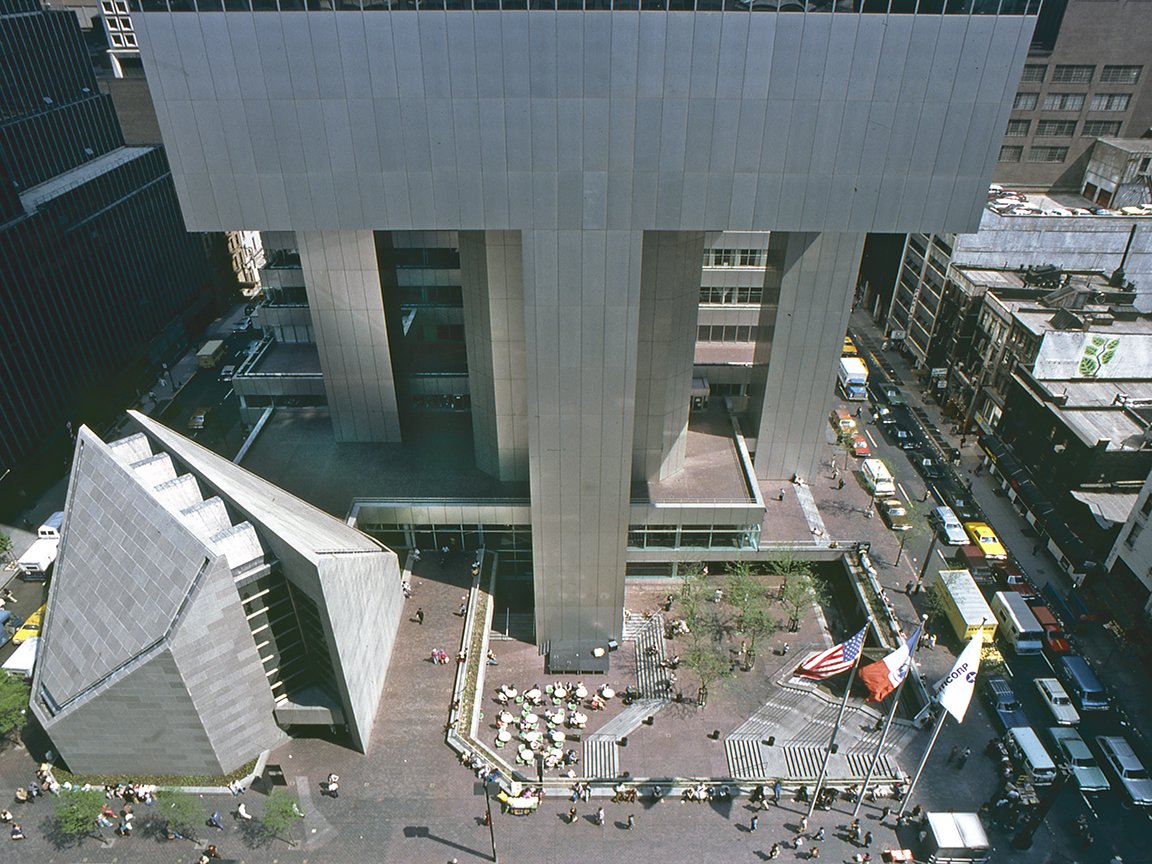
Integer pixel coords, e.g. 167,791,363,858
1077,336,1121,378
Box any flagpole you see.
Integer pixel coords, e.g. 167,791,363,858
897,706,947,818
852,614,927,820
806,617,872,822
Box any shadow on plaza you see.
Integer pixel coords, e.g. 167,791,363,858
403,824,490,860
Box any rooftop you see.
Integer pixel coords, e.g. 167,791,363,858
1024,376,1152,451
1097,138,1152,156
248,342,322,375
986,183,1152,219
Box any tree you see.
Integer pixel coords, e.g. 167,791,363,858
158,789,204,840
0,531,12,564
677,563,711,642
682,643,732,709
261,789,304,847
724,561,756,609
0,674,29,741
736,602,779,670
779,568,827,632
54,788,107,845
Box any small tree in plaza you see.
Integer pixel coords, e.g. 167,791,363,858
158,789,204,840
0,531,13,565
0,674,29,742
736,601,779,670
778,566,827,633
54,788,107,845
682,642,732,709
261,789,304,847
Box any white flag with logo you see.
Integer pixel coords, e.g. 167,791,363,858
932,635,983,723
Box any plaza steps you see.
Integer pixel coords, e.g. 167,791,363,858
727,742,899,783
630,615,668,699
588,699,667,742
725,737,767,778
582,738,620,779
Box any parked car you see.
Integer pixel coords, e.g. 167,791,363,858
981,676,1028,732
187,406,212,431
218,365,237,383
1096,736,1152,806
830,408,856,434
870,382,906,407
930,506,969,546
1029,605,1071,655
879,498,911,532
1035,678,1080,726
914,454,942,481
0,610,23,648
965,521,1007,561
849,431,871,458
232,316,253,334
1048,727,1109,793
11,603,45,646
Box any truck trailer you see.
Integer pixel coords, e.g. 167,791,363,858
17,538,58,581
837,356,869,401
935,569,997,643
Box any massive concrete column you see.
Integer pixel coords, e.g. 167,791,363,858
459,231,529,482
522,230,644,666
297,232,401,443
749,232,865,482
632,232,706,482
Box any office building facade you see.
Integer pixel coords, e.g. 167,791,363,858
134,3,1036,666
0,0,217,497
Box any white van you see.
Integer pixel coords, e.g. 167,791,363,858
861,459,895,496
1007,727,1057,785
991,591,1045,655
931,506,968,546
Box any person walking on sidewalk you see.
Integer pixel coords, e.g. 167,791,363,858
596,807,605,826
567,807,578,824
750,815,758,832
415,607,424,625
626,814,635,830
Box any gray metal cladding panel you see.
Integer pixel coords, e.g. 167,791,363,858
135,12,1035,235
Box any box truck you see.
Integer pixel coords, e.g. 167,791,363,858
935,569,997,643
837,356,869,401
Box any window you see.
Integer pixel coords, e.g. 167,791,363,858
1082,120,1123,137
738,249,766,267
696,325,754,342
1052,65,1094,84
1041,93,1084,111
1021,64,1046,83
1036,120,1077,137
1140,495,1152,519
1090,93,1131,112
1125,522,1144,548
1028,146,1069,163
1005,119,1031,137
998,145,1023,163
1013,93,1038,110
1101,65,1142,85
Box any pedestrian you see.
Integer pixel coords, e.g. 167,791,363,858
810,846,821,859
415,607,424,625
849,818,860,842
799,815,808,833
928,632,937,649
947,746,958,764
596,807,605,826
769,842,781,859
838,478,845,490
568,806,578,824
205,846,221,859
880,806,891,822
813,826,825,841
325,773,339,798
794,834,806,851
626,814,635,830
957,747,971,768
855,406,862,418
778,488,786,501
208,809,224,830
1032,544,1040,556
486,649,498,665
905,581,913,595
458,597,467,617
863,831,873,847
236,803,253,821
750,815,758,832
10,823,24,841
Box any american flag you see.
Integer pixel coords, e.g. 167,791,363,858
796,625,869,680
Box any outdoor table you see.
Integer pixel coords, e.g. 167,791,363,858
574,685,588,699
525,688,542,702
601,686,615,699
550,730,565,743
554,687,568,700
499,711,514,725
497,729,512,743
523,730,541,743
570,712,588,727
523,713,539,727
501,686,518,698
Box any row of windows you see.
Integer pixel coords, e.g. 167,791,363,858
700,286,763,305
697,324,754,342
1006,117,1125,138
627,524,759,551
703,249,767,268
1016,93,1132,113
997,145,1069,164
1020,64,1142,85
127,0,1042,13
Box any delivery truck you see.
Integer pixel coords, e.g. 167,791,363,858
935,569,997,643
17,538,58,581
837,356,869,401
2,636,39,680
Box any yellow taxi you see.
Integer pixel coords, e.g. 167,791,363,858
842,336,859,357
964,522,1007,561
12,603,45,645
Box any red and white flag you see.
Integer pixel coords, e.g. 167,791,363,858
796,626,868,680
859,624,923,702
